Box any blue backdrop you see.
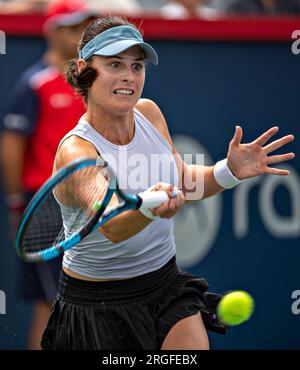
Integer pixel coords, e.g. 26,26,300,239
0,36,299,349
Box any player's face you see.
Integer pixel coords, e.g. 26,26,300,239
88,46,145,115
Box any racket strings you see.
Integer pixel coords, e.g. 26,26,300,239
21,164,109,253
54,166,107,237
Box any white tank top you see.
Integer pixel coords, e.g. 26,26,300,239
60,108,179,279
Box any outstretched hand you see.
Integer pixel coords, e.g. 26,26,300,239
227,126,295,180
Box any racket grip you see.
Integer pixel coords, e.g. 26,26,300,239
138,189,177,209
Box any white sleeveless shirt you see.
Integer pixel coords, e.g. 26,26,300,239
60,108,179,279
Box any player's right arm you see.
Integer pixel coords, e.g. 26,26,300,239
54,135,99,173
55,136,157,243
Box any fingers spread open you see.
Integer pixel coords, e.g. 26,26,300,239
263,135,294,154
231,125,243,146
254,126,279,146
266,167,290,176
267,152,295,165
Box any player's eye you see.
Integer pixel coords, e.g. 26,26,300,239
133,63,144,71
111,61,120,69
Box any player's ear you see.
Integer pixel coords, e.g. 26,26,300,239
77,59,87,74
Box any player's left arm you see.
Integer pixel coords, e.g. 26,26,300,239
136,99,223,201
136,99,295,202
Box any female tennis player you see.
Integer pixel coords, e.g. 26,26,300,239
41,16,295,350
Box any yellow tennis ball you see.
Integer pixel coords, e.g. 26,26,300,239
217,291,254,326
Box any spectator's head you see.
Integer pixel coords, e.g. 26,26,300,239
43,0,97,61
174,0,204,9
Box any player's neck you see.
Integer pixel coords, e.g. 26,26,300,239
85,109,135,146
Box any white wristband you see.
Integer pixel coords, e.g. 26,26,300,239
213,158,242,189
139,207,157,220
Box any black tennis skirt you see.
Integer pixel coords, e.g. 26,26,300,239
41,256,227,350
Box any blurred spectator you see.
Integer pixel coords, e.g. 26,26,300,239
138,0,167,9
0,0,48,14
222,0,300,15
0,0,142,16
0,0,95,349
85,0,142,16
160,0,220,19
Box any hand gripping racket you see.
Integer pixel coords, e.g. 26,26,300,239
15,157,175,262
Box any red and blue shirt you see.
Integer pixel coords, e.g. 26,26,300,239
3,60,86,191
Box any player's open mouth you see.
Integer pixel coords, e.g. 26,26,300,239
113,89,134,95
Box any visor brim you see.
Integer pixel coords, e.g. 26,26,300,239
93,40,158,66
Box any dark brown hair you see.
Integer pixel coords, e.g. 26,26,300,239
65,16,140,103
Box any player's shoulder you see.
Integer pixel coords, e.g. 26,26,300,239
54,135,98,172
135,98,167,129
135,99,176,152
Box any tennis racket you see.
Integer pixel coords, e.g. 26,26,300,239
15,157,175,262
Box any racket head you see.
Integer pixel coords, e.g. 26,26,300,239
15,156,172,263
15,157,114,262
